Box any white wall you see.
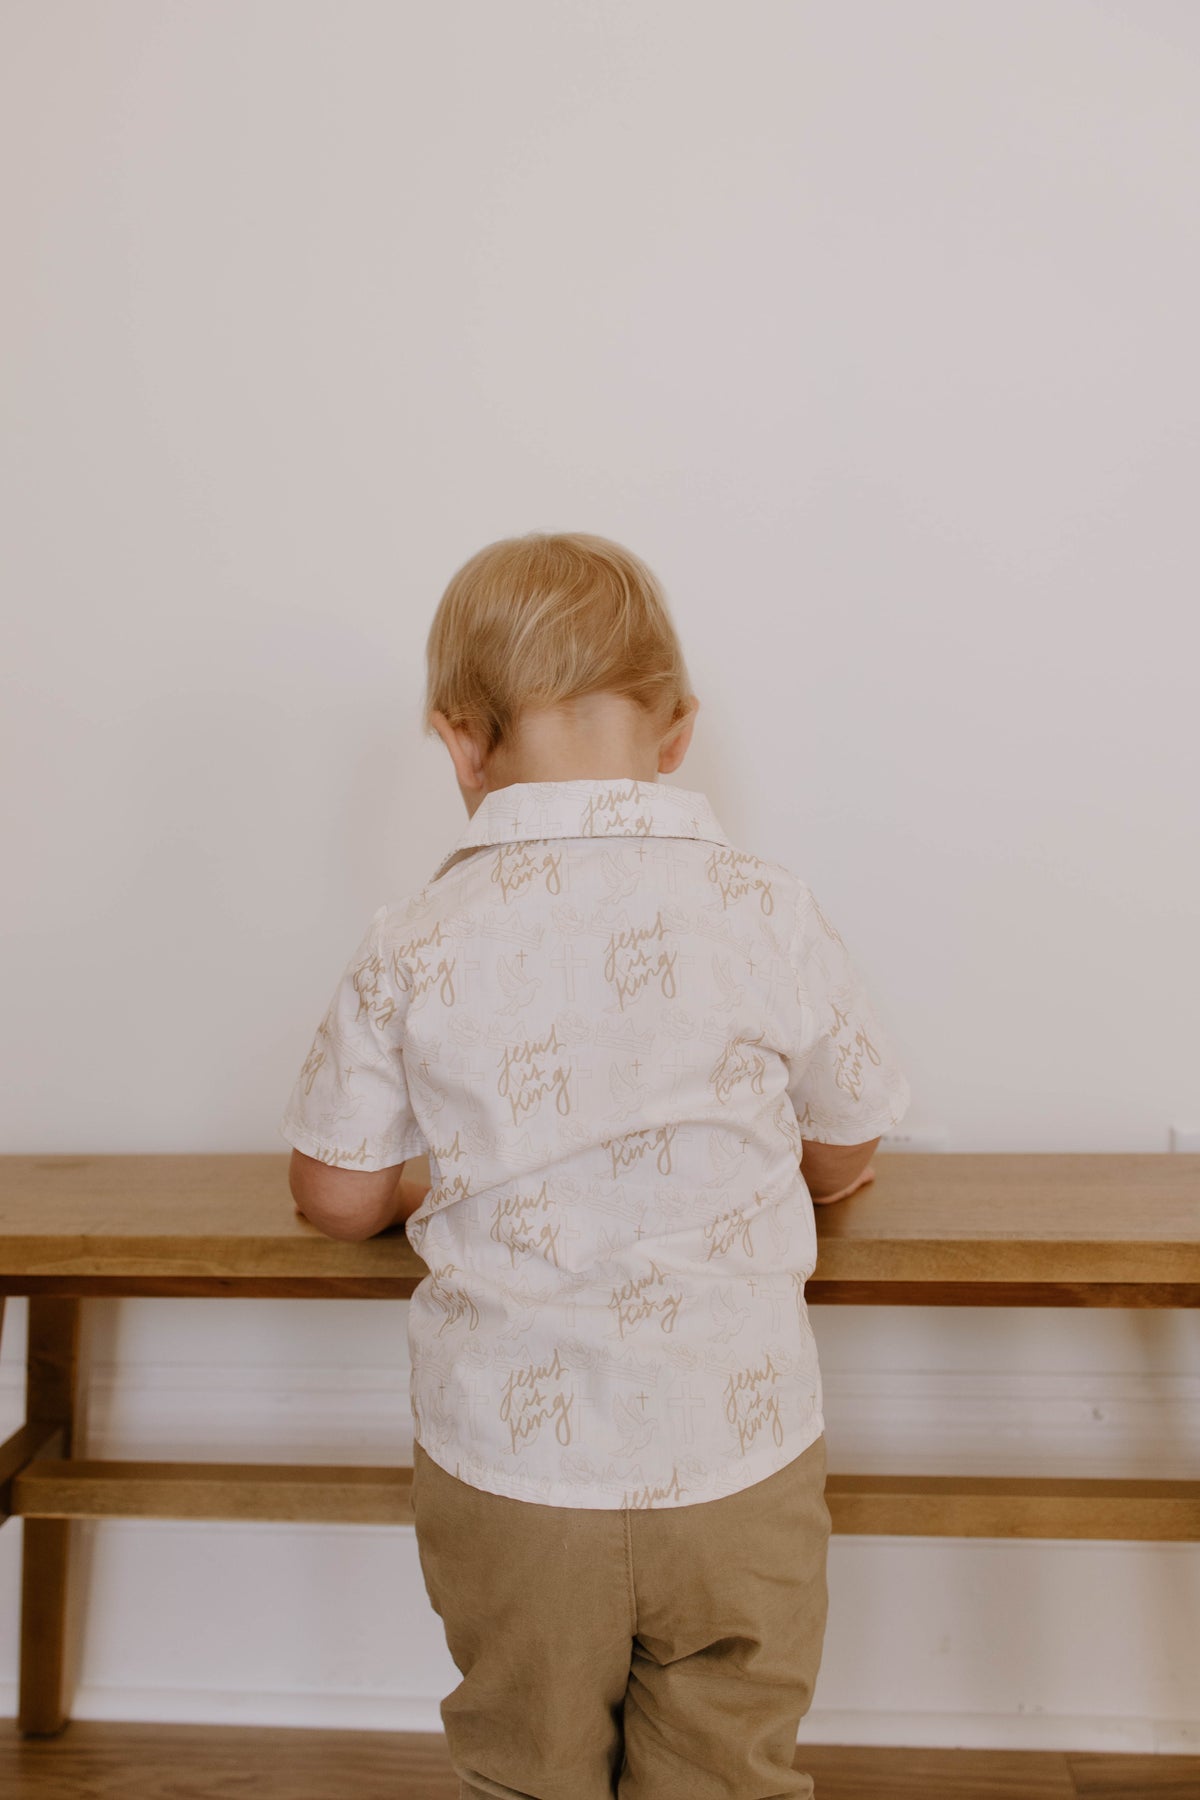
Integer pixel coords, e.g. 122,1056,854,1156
2,0,1198,1753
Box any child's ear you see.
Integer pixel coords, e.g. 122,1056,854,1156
430,710,489,798
658,695,700,774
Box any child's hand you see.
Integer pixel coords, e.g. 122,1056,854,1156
811,1163,876,1205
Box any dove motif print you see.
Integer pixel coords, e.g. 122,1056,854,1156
280,778,911,1508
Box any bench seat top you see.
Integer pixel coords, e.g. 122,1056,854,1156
1,1152,1198,1300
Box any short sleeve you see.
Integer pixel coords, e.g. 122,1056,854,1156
784,881,912,1146
279,905,428,1171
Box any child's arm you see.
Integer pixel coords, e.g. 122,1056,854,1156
290,1152,431,1238
801,1136,880,1203
392,1154,433,1222
785,881,911,1192
281,906,431,1239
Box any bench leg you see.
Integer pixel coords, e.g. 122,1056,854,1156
19,1296,82,1737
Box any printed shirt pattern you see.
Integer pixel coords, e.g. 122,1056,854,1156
280,778,911,1510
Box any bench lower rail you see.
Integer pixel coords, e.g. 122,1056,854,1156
7,1451,1200,1541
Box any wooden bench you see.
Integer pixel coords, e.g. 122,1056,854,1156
1,1151,1198,1737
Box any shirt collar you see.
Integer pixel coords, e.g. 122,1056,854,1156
429,777,731,883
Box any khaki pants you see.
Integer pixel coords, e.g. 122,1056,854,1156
411,1434,832,1800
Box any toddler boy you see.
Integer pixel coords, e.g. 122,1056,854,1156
281,531,911,1800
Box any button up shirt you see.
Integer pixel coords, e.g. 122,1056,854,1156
280,777,911,1509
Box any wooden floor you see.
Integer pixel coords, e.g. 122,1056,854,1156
2,1722,1198,1799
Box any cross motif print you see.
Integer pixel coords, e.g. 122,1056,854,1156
552,935,591,1004
529,798,561,837
568,1052,595,1106
666,1379,706,1446
757,948,797,1015
461,1377,492,1438
455,1049,490,1089
659,1040,696,1101
460,952,481,999
651,843,681,897
670,942,698,997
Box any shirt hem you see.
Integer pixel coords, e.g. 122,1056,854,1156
279,1118,428,1171
799,1096,912,1148
411,1413,826,1511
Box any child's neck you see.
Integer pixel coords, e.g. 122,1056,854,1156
481,701,666,795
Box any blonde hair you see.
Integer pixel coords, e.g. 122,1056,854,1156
423,531,695,758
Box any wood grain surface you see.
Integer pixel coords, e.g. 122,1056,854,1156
1,1152,1198,1300
1,1721,1197,1798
